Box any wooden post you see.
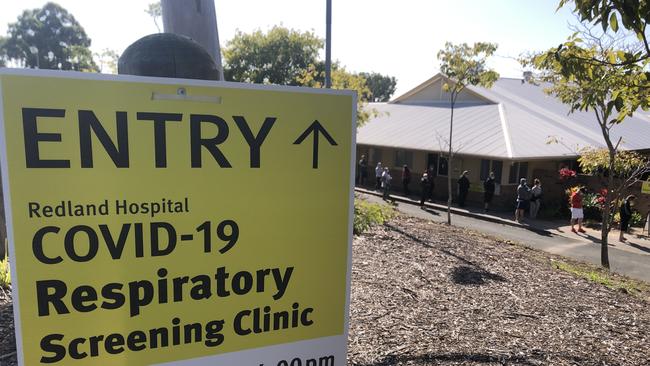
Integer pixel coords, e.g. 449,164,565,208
161,0,224,80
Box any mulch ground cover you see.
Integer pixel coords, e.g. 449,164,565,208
1,214,649,365
348,215,650,366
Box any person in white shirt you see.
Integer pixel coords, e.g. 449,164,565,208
381,167,392,200
529,179,542,219
375,162,383,190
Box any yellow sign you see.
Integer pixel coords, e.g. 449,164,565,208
642,181,650,195
0,69,355,365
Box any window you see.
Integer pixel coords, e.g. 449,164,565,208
427,153,439,174
480,159,490,180
508,162,529,184
395,150,413,167
438,156,449,176
492,161,503,182
481,160,503,182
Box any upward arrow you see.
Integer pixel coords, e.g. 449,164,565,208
293,120,338,169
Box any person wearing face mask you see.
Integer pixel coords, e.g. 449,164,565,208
619,195,636,242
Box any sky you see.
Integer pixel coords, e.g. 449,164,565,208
0,0,578,97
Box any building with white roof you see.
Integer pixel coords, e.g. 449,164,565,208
356,73,650,210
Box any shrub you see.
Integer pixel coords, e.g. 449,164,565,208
0,241,10,288
613,211,646,228
559,167,577,180
354,198,395,235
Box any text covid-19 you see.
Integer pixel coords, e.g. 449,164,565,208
29,219,316,363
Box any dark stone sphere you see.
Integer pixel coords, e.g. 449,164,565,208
118,33,219,80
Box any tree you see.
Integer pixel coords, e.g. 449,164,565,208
298,63,374,126
94,48,119,74
0,37,6,67
360,72,397,102
223,26,323,86
145,2,162,33
558,0,649,63
528,1,650,267
0,2,97,71
530,43,650,268
437,42,499,225
554,0,650,114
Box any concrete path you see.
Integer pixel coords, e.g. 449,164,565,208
356,189,650,282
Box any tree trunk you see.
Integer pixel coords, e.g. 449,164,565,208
447,101,455,225
594,107,614,269
601,154,615,269
601,200,610,269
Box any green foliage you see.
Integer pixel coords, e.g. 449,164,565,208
223,26,394,126
1,2,97,71
613,211,646,227
298,63,375,126
530,43,648,123
353,198,395,235
145,2,162,33
0,240,9,288
528,32,650,268
223,26,323,86
540,1,650,116
582,192,604,220
359,72,397,102
437,42,500,100
558,0,650,62
436,42,499,225
579,147,649,176
0,36,6,67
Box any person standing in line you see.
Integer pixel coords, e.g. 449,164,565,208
375,162,383,190
381,167,392,200
419,172,430,208
357,155,368,186
457,170,470,207
570,187,586,233
529,178,543,219
427,165,436,201
402,165,411,196
619,195,636,242
483,172,496,213
515,178,531,222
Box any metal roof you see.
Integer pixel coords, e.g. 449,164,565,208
357,74,650,160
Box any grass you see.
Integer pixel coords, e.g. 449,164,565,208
484,234,650,301
552,259,649,298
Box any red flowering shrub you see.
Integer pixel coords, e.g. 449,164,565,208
559,168,577,180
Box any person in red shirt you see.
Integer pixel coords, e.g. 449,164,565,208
570,187,586,233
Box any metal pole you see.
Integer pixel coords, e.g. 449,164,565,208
325,0,332,88
161,0,224,80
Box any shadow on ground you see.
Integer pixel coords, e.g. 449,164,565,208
628,241,650,254
450,265,506,286
384,223,508,287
